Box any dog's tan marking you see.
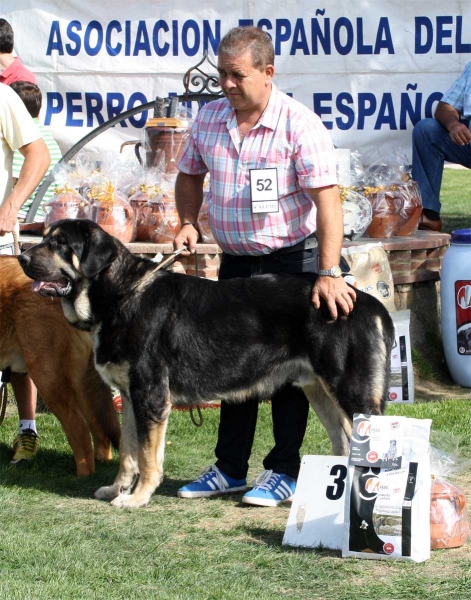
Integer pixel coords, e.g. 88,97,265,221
72,253,81,271
302,377,352,456
95,359,131,399
369,315,388,414
74,280,92,322
95,394,138,502
43,225,51,236
111,414,170,508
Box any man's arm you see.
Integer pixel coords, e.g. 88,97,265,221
174,171,207,253
306,184,356,320
435,101,471,146
0,138,50,236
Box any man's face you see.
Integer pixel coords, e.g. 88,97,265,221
217,50,274,114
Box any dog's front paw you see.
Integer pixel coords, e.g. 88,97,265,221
110,493,149,509
94,484,121,501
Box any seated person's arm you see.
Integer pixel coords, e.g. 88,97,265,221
435,101,471,146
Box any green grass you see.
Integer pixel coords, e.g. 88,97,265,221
1,402,471,600
440,168,471,233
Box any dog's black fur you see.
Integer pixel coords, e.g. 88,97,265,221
19,219,395,508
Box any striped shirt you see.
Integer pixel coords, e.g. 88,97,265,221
441,61,471,118
13,119,62,222
178,84,337,255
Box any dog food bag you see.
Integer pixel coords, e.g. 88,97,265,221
88,181,136,243
342,414,432,562
341,243,396,312
389,310,414,403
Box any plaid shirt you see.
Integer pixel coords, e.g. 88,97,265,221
178,84,338,255
441,61,471,118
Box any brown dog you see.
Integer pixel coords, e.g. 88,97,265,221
0,256,120,476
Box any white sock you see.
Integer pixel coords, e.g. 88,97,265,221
19,420,38,435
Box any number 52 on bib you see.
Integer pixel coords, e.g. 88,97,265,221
249,168,279,214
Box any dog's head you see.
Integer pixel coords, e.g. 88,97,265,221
19,219,119,297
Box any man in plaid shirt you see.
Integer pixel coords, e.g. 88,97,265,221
174,26,356,507
412,61,471,232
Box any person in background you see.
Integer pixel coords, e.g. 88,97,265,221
412,61,471,232
0,82,50,463
174,26,355,507
10,80,62,224
0,19,36,86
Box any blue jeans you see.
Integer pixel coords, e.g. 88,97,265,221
214,248,317,480
412,118,471,214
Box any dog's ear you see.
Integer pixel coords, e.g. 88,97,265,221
67,220,119,278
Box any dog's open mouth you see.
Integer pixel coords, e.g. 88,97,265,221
31,279,72,297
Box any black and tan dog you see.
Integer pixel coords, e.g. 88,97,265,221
0,256,120,476
19,219,395,508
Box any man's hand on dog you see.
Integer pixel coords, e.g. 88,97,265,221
312,276,356,320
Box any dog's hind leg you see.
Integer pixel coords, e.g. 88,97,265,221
95,395,139,502
301,377,352,456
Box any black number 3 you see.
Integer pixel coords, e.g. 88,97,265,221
325,464,347,500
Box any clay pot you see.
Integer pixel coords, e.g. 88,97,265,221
89,194,136,243
146,200,181,243
395,181,423,236
366,189,402,238
197,201,215,243
137,127,189,175
44,192,89,228
430,479,469,549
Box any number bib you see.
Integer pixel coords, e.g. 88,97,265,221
249,168,279,213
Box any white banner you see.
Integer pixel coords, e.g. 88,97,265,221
3,1,471,161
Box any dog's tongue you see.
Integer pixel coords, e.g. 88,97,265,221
31,280,45,293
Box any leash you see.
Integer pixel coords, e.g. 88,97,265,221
0,368,12,427
152,245,199,278
12,228,20,256
151,245,203,426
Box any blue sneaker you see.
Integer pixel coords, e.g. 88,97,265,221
242,470,296,506
177,465,247,498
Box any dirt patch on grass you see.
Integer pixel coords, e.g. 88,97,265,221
415,375,471,402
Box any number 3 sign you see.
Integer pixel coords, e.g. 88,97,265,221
283,456,348,550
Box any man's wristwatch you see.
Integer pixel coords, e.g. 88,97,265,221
318,266,342,278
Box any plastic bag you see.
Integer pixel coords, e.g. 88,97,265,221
44,185,89,228
146,200,181,244
394,180,422,236
429,432,471,549
88,180,135,243
128,168,162,241
43,161,90,227
197,175,216,244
